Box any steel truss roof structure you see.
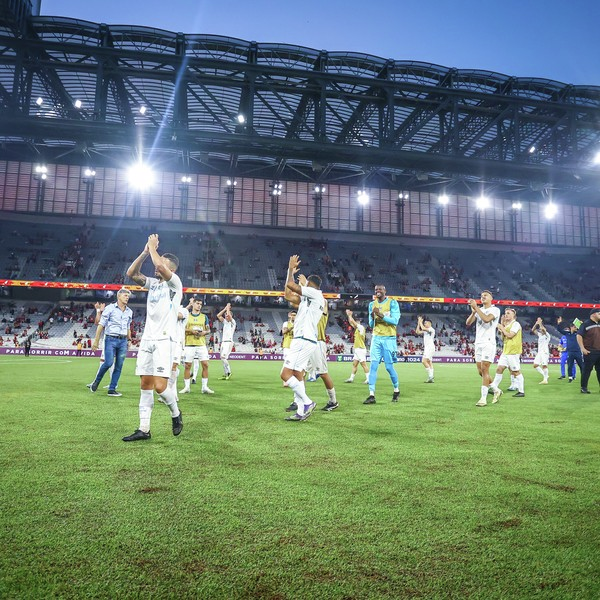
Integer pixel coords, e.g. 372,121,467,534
1,6,600,205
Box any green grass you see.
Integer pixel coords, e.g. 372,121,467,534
0,357,598,599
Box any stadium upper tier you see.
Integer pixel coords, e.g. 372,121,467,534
1,219,598,303
1,14,600,205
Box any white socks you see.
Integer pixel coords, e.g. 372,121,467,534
515,374,524,393
480,385,488,401
492,373,503,390
139,389,154,432
222,359,230,375
158,385,180,417
286,376,312,414
192,359,200,380
427,367,434,379
327,388,337,403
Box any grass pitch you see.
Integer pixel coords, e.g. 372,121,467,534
0,357,598,599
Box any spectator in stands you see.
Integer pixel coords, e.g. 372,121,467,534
364,284,401,405
344,309,369,384
577,309,600,394
87,289,133,397
557,316,584,383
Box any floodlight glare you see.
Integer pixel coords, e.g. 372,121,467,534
314,185,326,193
226,179,237,187
476,195,490,210
544,203,558,219
181,176,191,184
36,97,43,106
236,114,246,124
139,105,147,115
511,202,522,210
74,99,82,109
127,162,154,190
398,192,409,200
357,190,370,205
84,168,96,178
438,194,449,205
35,165,48,174
593,150,600,165
528,145,536,154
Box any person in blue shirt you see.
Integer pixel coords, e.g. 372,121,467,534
556,316,584,382
557,334,576,380
87,288,133,396
364,284,401,404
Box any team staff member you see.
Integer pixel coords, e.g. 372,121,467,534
577,308,600,394
87,288,133,397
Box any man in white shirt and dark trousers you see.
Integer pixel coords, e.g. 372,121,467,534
466,290,500,407
280,255,325,421
217,303,236,380
122,234,183,441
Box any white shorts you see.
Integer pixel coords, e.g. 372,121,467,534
497,353,521,372
534,351,549,366
422,347,434,360
220,340,233,360
135,338,172,378
282,347,291,361
307,340,328,375
474,341,496,364
353,347,367,363
171,340,183,365
184,345,209,363
284,338,317,373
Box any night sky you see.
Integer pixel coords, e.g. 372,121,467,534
41,0,600,86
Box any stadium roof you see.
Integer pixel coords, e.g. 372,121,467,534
1,4,600,205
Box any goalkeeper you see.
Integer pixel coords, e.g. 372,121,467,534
363,284,401,404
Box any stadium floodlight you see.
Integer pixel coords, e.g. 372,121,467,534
511,202,522,210
74,99,82,109
438,194,449,205
357,190,370,205
398,192,409,200
139,105,147,115
593,150,600,165
36,97,43,106
180,176,192,184
476,195,490,210
34,164,48,180
544,202,558,219
83,168,96,178
236,114,246,124
314,185,326,193
226,179,237,187
528,145,536,154
127,162,154,190
270,182,283,196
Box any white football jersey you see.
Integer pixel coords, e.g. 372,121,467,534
222,318,236,342
174,306,189,345
536,330,551,353
141,273,183,341
293,285,325,343
423,326,436,354
475,305,500,345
